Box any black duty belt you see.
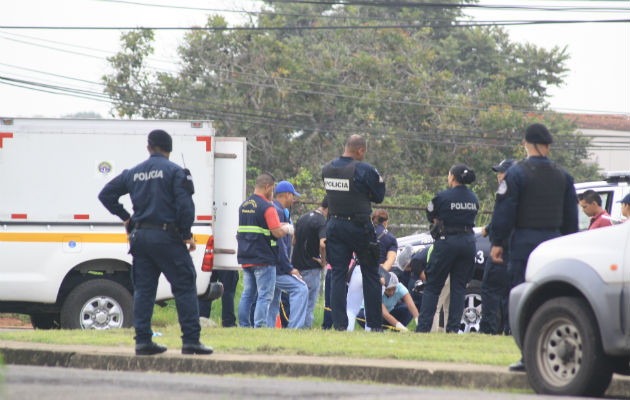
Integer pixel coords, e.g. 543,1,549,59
136,221,174,231
444,225,473,235
330,214,353,221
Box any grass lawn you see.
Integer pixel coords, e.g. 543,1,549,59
0,271,521,366
0,326,520,366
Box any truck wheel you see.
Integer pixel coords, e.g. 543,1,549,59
60,279,133,330
523,296,612,397
29,313,60,329
460,280,482,333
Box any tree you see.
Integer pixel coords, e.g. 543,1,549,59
103,0,598,221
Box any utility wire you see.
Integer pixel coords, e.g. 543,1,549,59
0,75,617,151
0,18,628,31
266,0,630,11
91,0,629,19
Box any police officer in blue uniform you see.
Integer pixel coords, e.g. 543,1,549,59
490,123,578,371
98,129,212,356
416,164,478,333
322,134,385,331
479,159,515,335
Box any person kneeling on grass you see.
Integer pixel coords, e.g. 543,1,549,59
357,272,419,332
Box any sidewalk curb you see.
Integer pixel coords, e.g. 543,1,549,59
1,346,628,397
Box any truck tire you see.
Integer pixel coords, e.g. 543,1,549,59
60,279,133,330
29,313,60,330
523,296,612,397
460,280,482,333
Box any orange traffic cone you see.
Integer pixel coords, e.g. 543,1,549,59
275,314,282,328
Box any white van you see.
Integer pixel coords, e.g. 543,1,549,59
0,118,245,329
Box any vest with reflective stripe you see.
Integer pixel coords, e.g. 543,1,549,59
322,159,372,216
237,194,278,265
515,159,567,230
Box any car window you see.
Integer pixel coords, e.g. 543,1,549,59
577,191,612,231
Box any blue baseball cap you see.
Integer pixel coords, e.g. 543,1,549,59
275,181,300,197
617,194,630,205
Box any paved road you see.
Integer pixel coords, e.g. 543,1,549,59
2,365,593,400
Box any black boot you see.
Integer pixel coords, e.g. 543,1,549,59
182,342,213,355
135,342,167,356
509,358,526,372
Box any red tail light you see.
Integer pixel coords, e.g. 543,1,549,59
201,235,214,272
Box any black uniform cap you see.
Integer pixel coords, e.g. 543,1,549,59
148,129,173,152
525,123,553,144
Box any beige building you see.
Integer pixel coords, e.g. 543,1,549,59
564,113,630,172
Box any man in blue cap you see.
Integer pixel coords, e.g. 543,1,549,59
266,181,309,328
490,124,578,371
480,158,515,335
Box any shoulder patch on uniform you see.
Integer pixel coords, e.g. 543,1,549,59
427,201,434,212
373,167,383,183
497,180,507,195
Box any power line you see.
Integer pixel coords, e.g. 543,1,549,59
0,74,615,152
0,18,628,31
91,0,629,19
266,0,630,11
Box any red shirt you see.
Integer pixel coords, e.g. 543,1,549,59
242,194,282,268
589,210,612,230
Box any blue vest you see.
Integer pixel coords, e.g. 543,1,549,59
237,194,277,265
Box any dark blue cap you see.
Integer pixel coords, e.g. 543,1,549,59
492,158,516,173
617,194,630,205
525,123,553,144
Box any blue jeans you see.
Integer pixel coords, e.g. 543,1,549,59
417,233,476,333
266,273,309,329
300,268,322,328
238,266,276,328
129,229,200,345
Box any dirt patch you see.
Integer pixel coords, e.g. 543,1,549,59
0,314,33,329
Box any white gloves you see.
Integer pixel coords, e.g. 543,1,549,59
285,224,295,235
395,322,408,331
414,317,418,326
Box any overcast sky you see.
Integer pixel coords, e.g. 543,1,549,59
1,0,628,118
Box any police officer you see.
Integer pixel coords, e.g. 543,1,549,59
479,159,515,335
322,134,385,331
98,129,212,356
490,123,578,371
416,164,478,333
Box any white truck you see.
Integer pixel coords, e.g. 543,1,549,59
0,118,245,329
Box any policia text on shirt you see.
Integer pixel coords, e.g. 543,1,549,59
322,135,385,331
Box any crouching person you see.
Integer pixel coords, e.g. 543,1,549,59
266,181,309,328
358,272,419,332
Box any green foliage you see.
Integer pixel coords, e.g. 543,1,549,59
103,1,599,219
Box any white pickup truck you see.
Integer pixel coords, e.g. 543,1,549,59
509,217,630,396
0,118,245,329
